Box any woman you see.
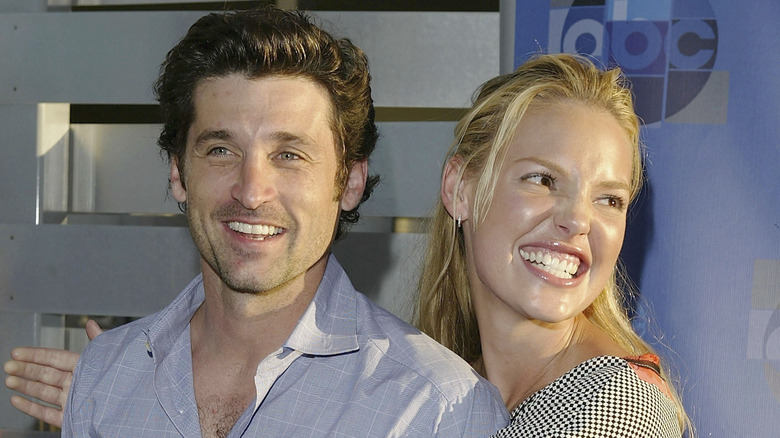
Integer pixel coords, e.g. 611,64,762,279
416,53,693,436
6,52,693,436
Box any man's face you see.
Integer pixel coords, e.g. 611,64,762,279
170,74,364,295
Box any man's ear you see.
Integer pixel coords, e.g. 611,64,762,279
340,159,368,211
170,158,187,203
441,155,469,221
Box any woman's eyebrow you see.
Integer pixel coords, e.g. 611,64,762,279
513,156,567,175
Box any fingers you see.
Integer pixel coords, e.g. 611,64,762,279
10,394,64,428
85,319,104,341
10,347,80,372
5,328,91,429
5,329,91,430
5,358,72,405
5,359,71,428
5,372,67,406
5,358,74,389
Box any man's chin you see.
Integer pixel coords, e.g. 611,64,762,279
220,277,272,295
218,270,294,296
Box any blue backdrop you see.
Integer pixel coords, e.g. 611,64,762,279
513,1,780,435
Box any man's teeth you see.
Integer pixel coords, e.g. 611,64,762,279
228,221,282,237
519,249,580,279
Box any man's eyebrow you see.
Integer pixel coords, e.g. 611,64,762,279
193,129,234,145
192,129,318,148
267,130,315,145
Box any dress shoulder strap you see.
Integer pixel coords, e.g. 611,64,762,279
623,354,674,401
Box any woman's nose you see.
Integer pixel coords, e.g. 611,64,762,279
553,196,591,237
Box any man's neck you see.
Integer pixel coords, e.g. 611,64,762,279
191,252,329,363
188,254,330,438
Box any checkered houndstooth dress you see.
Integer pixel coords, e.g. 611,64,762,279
492,355,682,438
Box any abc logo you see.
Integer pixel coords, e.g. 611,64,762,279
549,1,724,125
748,259,780,403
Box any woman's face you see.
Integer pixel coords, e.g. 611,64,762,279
460,101,633,326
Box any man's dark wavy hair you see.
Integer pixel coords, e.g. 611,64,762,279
154,7,379,239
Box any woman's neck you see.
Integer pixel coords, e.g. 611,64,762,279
478,314,626,411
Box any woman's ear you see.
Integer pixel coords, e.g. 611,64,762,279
441,155,469,221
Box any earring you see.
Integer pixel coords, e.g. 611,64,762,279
456,215,462,228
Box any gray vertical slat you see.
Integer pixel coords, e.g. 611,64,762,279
0,105,39,224
0,311,42,430
499,0,517,74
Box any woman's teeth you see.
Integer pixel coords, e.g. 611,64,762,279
519,249,580,279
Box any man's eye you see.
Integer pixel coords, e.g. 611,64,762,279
208,147,231,156
277,152,300,161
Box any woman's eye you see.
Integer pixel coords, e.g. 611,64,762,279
596,196,627,210
524,172,555,188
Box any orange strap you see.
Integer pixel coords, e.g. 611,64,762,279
624,354,675,401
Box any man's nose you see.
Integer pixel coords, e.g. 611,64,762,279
231,158,276,210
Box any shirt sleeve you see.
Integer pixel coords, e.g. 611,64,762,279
435,382,510,437
60,342,91,438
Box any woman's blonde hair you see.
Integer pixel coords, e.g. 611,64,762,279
415,53,692,434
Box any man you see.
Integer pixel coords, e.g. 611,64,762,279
5,7,507,437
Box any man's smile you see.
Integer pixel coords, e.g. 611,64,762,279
227,221,284,240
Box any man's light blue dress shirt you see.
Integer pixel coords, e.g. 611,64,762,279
62,255,508,437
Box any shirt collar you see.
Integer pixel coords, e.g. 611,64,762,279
284,254,359,356
144,254,359,361
143,274,205,363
